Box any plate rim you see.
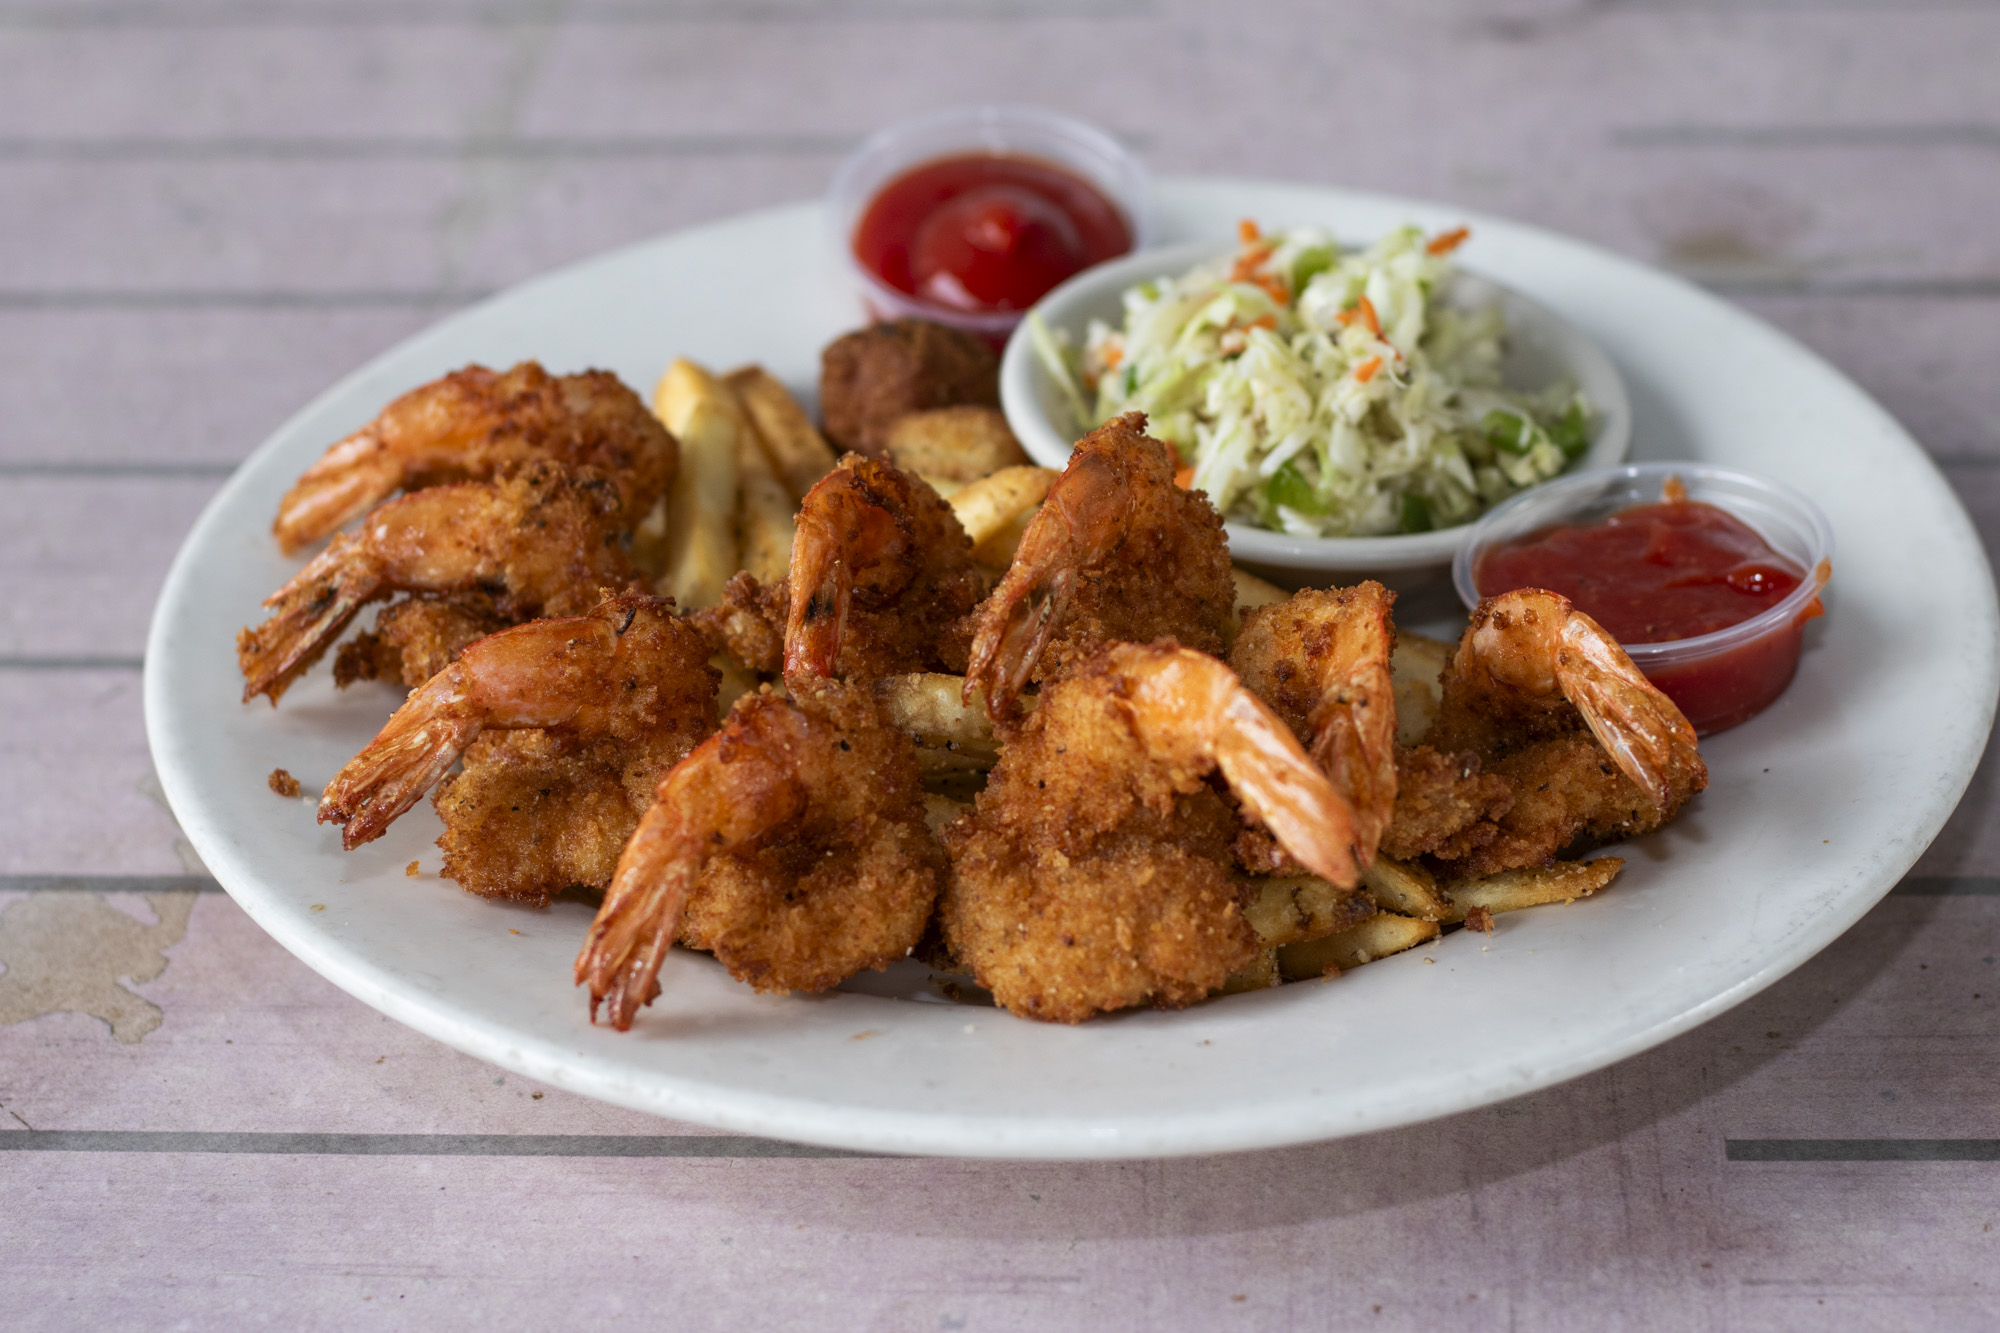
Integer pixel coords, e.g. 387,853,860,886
144,178,2000,1159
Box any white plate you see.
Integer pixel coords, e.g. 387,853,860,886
146,178,1999,1159
998,240,1632,573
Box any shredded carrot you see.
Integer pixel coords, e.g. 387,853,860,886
1246,313,1277,332
1101,342,1123,370
1174,465,1197,489
1229,244,1276,286
1238,219,1261,245
1354,356,1383,384
1336,294,1382,339
1426,226,1470,256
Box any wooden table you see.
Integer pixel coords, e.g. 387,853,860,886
5,3,1999,1326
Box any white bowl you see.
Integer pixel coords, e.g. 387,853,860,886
998,240,1633,574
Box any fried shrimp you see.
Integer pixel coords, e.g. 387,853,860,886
1418,589,1707,875
576,679,940,1030
273,362,676,554
332,592,512,691
700,455,988,682
1228,583,1399,867
238,462,635,703
964,413,1233,718
940,642,1365,1023
317,595,716,892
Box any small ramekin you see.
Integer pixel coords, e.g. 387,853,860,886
1452,462,1835,734
824,105,1151,342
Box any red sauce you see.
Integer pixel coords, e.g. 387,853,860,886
853,153,1133,315
1475,497,1827,733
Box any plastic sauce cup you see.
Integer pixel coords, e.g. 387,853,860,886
824,105,1151,343
1452,463,1834,734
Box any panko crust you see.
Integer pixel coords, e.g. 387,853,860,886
677,679,942,992
430,602,720,905
1230,585,1395,743
819,320,1000,457
334,593,512,690
939,648,1259,1022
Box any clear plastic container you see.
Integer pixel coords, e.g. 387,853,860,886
1453,463,1834,734
824,105,1151,343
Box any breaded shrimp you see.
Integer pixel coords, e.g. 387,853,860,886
273,362,676,553
238,462,635,703
940,641,1365,1023
1228,582,1399,866
1226,582,1514,870
332,593,512,691
1420,589,1707,875
576,679,940,1029
698,455,988,682
964,413,1234,718
317,595,717,904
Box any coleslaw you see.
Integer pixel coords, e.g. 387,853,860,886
1029,222,1593,537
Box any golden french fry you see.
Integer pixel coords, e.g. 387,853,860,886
884,405,1030,485
1277,912,1439,982
1219,950,1281,994
974,507,1036,566
724,365,838,501
1441,858,1624,924
873,673,1001,763
1361,857,1453,922
922,792,971,836
1245,874,1377,949
948,466,1056,549
921,476,966,500
1390,631,1453,745
712,654,759,722
733,407,795,584
1232,567,1290,613
652,360,740,610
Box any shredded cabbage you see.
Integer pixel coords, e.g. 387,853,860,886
1032,224,1593,537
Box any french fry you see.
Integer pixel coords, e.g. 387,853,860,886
653,360,740,610
1232,567,1290,613
724,365,838,501
1277,911,1440,981
1219,950,1280,994
948,465,1056,550
1389,631,1453,745
713,654,759,721
975,507,1036,566
884,405,1030,484
1361,856,1453,922
873,673,1001,765
1440,858,1623,923
733,408,795,584
1244,874,1376,949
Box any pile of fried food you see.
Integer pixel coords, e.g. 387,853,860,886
238,320,1708,1030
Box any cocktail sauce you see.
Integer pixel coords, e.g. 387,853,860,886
852,154,1133,315
1474,493,1827,733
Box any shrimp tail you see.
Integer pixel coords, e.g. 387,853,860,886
783,514,854,681
1118,644,1366,889
1305,658,1398,868
272,428,400,554
1553,623,1699,811
317,667,483,848
965,448,1131,717
575,801,707,1031
237,538,382,703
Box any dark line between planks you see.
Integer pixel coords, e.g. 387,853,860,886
1728,1139,2000,1162
0,0,1154,26
1615,124,2000,150
0,134,861,161
0,290,490,311
0,461,237,478
0,1130,882,1157
0,655,145,671
1,875,222,893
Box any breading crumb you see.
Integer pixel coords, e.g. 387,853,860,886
405,860,421,877
1464,905,1496,934
267,767,301,797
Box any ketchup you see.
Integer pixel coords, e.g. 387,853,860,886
853,154,1133,314
1475,496,1826,733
